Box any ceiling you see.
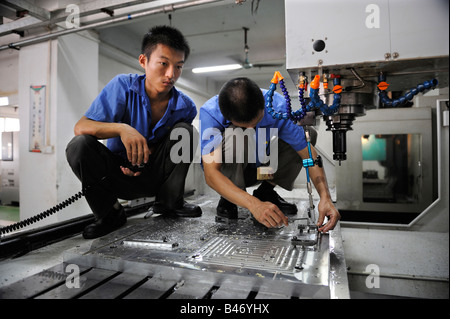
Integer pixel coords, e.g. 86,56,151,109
0,0,289,89
98,0,288,86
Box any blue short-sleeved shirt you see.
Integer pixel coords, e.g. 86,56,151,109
199,89,307,164
85,74,197,159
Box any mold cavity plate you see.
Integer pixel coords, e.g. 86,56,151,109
190,234,329,285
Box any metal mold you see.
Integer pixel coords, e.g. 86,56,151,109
0,195,350,299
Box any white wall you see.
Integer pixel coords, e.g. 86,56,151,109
17,32,99,229
18,41,58,227
55,32,99,222
98,54,141,91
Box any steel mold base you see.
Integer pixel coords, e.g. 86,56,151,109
0,196,350,299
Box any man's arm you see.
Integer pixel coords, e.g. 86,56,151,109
75,116,124,139
202,148,288,228
297,145,340,232
74,116,150,169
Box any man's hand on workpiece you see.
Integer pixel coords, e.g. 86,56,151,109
316,199,341,233
251,200,289,228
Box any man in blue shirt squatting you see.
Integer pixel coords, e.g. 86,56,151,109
200,77,340,231
66,26,201,239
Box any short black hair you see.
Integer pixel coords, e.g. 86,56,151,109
141,25,190,60
218,77,265,123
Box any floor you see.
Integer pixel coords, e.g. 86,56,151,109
0,205,19,227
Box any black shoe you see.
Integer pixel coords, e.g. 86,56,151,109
83,206,127,239
216,197,238,219
253,187,298,215
152,201,202,218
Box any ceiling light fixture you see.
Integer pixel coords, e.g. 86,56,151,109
192,64,242,74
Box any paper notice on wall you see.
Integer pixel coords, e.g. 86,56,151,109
29,85,46,152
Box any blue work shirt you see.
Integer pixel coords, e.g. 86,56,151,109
199,89,307,165
85,74,197,159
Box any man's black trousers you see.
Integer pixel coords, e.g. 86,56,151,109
65,122,196,219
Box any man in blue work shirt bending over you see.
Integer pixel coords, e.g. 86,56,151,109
200,77,340,231
66,26,201,239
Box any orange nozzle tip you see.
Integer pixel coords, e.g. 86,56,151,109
333,85,343,94
310,75,321,89
271,71,279,84
377,81,389,90
275,71,284,81
271,71,284,84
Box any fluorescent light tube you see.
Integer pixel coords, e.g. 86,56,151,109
192,64,242,73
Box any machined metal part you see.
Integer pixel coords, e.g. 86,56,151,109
122,239,178,251
292,224,319,246
0,197,350,299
